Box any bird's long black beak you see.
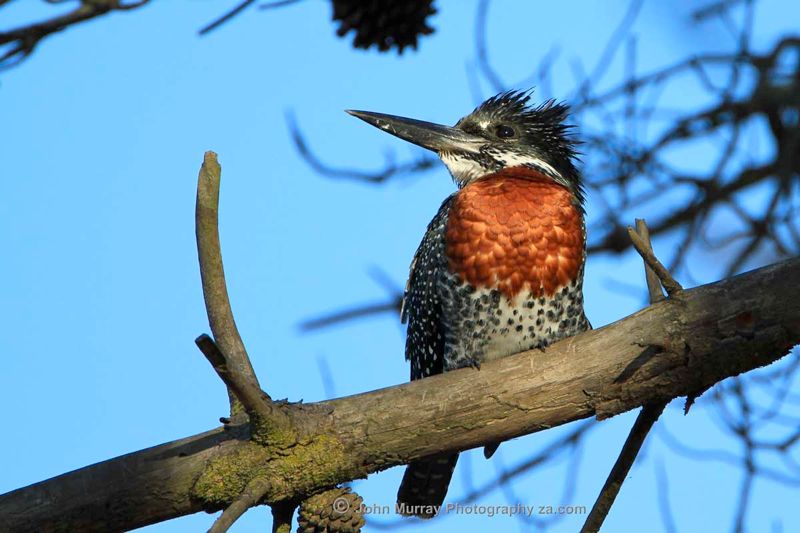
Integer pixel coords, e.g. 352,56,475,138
346,110,483,153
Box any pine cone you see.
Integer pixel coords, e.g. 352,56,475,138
297,487,365,533
332,0,436,54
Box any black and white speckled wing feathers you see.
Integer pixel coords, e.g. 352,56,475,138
398,195,459,516
401,196,455,381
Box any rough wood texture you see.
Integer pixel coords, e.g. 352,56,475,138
1,258,798,532
196,152,264,413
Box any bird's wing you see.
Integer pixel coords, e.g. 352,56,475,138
401,195,455,381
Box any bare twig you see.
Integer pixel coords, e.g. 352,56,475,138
582,219,672,532
626,225,683,296
197,0,303,37
195,334,276,425
474,0,504,92
0,0,150,68
634,219,666,303
196,151,264,414
288,113,438,184
655,458,678,533
208,477,272,533
582,403,666,532
195,152,293,437
198,0,258,36
299,298,401,331
260,0,304,10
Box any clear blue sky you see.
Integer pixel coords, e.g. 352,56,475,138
1,1,797,532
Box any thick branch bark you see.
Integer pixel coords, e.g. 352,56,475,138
1,258,798,532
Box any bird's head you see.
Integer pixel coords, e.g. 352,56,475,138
347,89,582,197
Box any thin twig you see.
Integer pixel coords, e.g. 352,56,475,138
195,152,293,439
635,219,666,303
208,477,272,533
198,0,257,36
288,112,437,184
582,402,666,532
195,334,277,425
582,219,672,532
196,151,264,414
299,298,401,331
626,225,683,296
655,458,678,533
0,0,149,68
474,0,505,92
260,0,304,10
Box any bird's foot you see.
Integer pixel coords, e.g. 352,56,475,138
466,356,482,370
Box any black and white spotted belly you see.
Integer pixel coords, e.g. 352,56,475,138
437,271,589,371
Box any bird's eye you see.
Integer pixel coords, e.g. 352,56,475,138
496,125,515,138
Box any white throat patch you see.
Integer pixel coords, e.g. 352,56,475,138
440,152,486,184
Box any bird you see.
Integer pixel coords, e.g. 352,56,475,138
347,90,590,519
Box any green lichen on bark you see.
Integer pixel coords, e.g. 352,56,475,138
249,414,297,448
192,434,350,508
274,522,292,533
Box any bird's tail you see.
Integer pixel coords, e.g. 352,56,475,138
396,453,459,519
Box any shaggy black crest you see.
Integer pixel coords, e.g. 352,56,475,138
454,90,583,197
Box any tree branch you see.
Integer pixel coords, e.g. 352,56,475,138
195,151,297,444
634,219,667,304
1,256,797,532
583,219,675,532
585,402,667,533
626,225,683,296
198,0,258,36
195,334,278,427
0,0,150,68
196,152,262,402
208,477,272,533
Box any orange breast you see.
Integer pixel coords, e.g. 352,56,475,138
445,168,584,300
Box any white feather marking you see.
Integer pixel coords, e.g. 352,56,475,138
440,153,486,183
500,152,560,178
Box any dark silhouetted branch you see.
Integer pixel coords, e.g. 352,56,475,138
198,0,304,37
299,298,401,332
0,0,150,68
198,0,258,36
655,459,678,533
288,112,438,184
